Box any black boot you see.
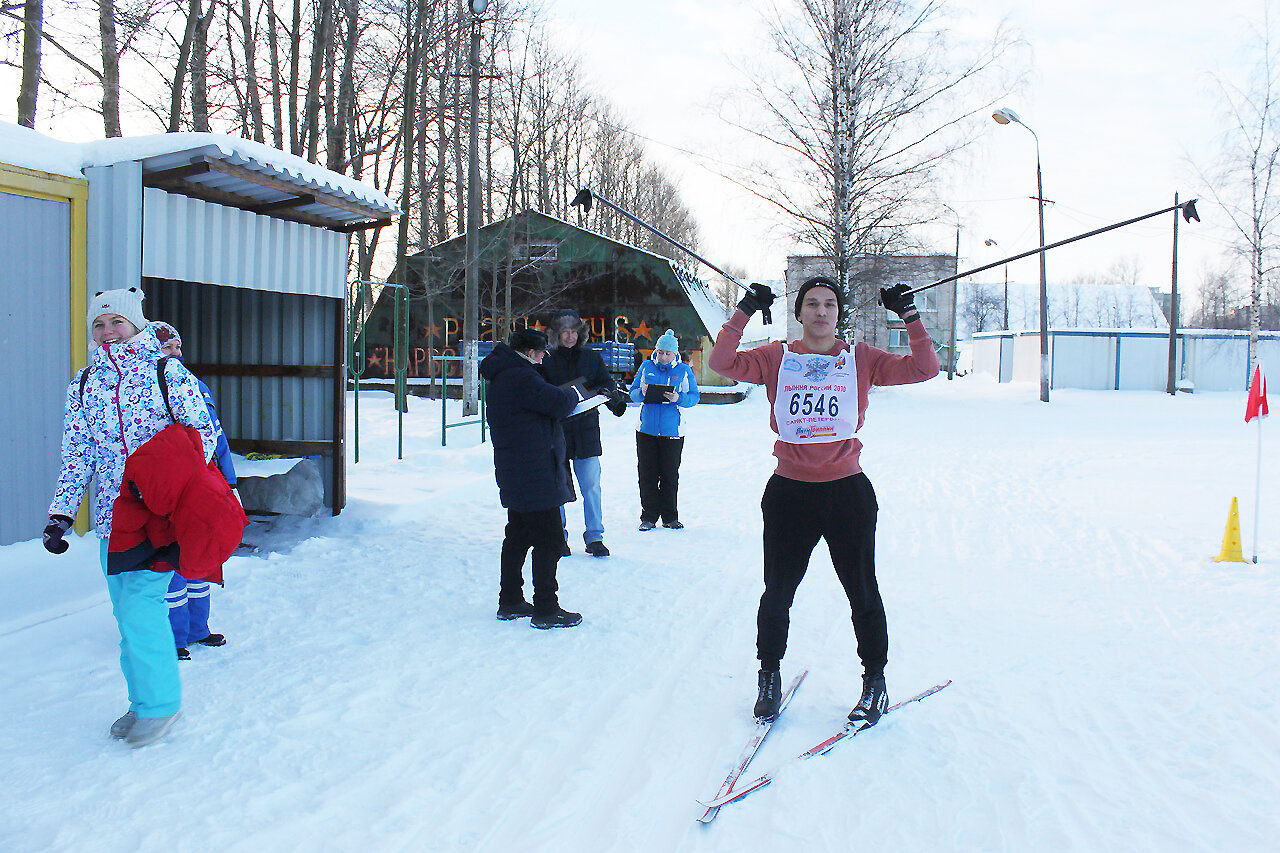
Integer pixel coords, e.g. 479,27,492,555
848,674,888,727
531,606,582,629
496,598,535,620
753,669,783,721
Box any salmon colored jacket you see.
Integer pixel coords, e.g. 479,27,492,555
707,309,940,483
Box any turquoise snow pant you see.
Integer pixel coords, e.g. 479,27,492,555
100,540,182,718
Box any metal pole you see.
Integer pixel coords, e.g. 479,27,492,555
1033,134,1049,403
463,13,481,417
1167,192,1180,395
949,224,958,379
1003,265,1009,331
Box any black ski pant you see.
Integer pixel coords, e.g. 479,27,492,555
636,432,684,524
500,507,563,611
756,472,887,677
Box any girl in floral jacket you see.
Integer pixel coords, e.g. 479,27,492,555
43,287,217,748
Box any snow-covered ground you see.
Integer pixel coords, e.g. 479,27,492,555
2,377,1277,852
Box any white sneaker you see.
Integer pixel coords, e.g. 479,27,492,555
125,711,182,748
109,711,136,739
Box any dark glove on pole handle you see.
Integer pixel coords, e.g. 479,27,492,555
880,284,920,323
737,283,777,320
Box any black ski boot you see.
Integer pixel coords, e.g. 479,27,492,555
848,673,888,727
531,606,583,629
753,669,783,721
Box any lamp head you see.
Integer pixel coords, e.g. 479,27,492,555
992,107,1021,126
1182,198,1200,223
468,0,488,15
570,188,594,213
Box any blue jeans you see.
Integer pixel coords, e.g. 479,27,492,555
560,456,604,544
101,540,181,718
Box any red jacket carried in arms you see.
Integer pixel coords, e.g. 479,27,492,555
107,425,248,583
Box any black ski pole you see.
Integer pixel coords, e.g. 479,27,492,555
855,198,1200,312
571,187,774,325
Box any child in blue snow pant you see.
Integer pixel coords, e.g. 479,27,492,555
153,321,232,656
100,540,182,718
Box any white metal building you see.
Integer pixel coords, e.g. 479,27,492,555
971,328,1279,392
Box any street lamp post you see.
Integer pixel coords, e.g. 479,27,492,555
983,238,1009,330
463,0,489,417
993,107,1050,403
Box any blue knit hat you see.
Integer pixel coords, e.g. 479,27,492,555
654,329,679,354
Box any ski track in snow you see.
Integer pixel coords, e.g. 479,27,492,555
1,379,1278,852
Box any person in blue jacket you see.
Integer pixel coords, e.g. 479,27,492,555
628,329,699,530
151,322,234,659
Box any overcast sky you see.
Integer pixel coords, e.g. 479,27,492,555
2,0,1266,301
544,0,1269,298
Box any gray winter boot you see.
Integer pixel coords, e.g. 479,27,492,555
125,711,182,748
109,711,136,739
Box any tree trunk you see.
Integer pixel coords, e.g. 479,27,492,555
167,3,199,132
326,0,360,173
288,0,303,154
303,0,334,163
240,0,266,142
266,0,284,148
17,0,42,128
99,0,122,136
190,0,213,133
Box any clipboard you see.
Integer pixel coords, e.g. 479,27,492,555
562,380,609,416
643,384,675,404
570,393,609,416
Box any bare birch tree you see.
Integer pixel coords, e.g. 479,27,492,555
1199,16,1280,358
723,0,1013,339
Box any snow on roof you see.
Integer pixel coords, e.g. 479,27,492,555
0,122,86,179
668,261,730,338
0,122,395,213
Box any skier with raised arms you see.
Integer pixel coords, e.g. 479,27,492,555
708,277,939,726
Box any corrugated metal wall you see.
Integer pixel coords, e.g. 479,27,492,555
85,162,143,297
143,188,347,298
1,191,72,545
145,280,343,509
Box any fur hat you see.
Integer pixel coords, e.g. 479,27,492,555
150,321,182,349
654,329,679,354
549,309,586,338
793,276,844,323
87,287,148,340
508,328,549,353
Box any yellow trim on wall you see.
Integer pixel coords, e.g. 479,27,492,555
1,163,91,532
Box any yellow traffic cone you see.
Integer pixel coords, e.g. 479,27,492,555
1212,497,1247,563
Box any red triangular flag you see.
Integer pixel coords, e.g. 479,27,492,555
1246,365,1268,423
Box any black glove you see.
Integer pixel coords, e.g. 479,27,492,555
880,284,920,322
603,386,629,417
43,515,73,554
736,283,777,319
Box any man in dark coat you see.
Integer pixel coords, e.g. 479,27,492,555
479,328,583,629
540,309,625,558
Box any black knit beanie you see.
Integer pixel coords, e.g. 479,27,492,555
793,277,844,322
